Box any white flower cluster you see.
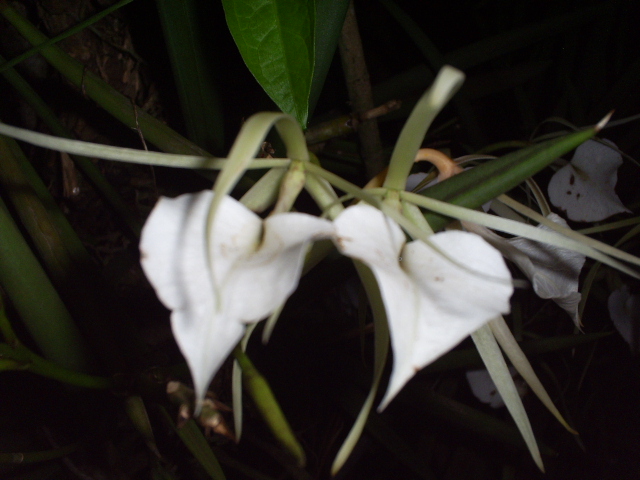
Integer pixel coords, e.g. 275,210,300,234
140,193,514,410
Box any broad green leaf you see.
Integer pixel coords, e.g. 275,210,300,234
222,0,315,127
309,0,350,116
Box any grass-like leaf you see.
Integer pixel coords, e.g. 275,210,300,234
157,0,224,153
160,408,226,480
0,195,89,372
472,324,543,471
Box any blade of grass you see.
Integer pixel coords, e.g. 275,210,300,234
0,443,77,464
0,0,134,74
0,135,141,373
331,262,390,475
379,0,484,145
412,386,556,457
489,317,576,433
420,126,599,231
0,343,112,389
445,4,609,70
0,121,291,170
423,332,611,373
0,135,93,282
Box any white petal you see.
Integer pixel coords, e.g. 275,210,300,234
507,214,585,326
140,191,245,406
334,205,513,409
548,140,630,222
222,212,336,321
140,191,335,407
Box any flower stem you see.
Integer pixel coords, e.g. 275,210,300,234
233,346,306,467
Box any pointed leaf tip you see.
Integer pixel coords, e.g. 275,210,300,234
596,110,614,132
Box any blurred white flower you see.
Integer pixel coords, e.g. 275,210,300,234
140,191,334,409
465,214,586,326
548,139,630,222
334,204,513,409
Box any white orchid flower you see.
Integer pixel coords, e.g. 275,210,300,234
506,214,585,325
465,214,586,326
405,149,585,325
140,191,335,409
333,204,513,409
548,139,630,222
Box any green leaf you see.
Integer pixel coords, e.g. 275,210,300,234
309,0,350,116
489,317,576,434
160,408,226,480
221,0,315,127
0,194,89,372
421,127,597,231
0,3,210,157
157,0,224,153
383,66,465,190
471,324,544,471
233,347,306,466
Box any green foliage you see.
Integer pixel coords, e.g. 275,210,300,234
157,0,224,153
1,0,639,479
221,0,315,127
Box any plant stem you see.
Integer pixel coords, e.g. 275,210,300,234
338,0,384,179
233,346,306,467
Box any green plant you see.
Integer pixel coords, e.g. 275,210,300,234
1,1,639,479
